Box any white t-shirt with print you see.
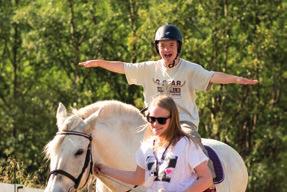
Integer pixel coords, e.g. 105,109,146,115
136,137,209,192
124,59,214,127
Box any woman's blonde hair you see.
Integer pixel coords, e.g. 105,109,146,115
148,95,189,146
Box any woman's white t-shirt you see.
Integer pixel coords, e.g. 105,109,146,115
136,137,209,192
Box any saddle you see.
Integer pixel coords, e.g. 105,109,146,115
204,145,224,184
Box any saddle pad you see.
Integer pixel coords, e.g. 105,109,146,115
204,145,224,184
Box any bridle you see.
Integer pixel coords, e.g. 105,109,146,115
48,130,140,192
48,131,93,190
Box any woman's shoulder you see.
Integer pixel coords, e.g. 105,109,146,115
140,137,154,151
172,136,191,150
175,136,200,151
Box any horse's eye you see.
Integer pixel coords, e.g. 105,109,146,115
75,149,84,156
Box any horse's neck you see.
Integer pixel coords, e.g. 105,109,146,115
83,101,147,191
92,118,145,169
91,118,146,191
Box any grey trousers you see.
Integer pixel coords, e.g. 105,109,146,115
180,121,216,178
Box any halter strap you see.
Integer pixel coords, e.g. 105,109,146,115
56,131,92,141
49,169,77,184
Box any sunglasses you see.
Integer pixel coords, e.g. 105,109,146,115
146,115,171,125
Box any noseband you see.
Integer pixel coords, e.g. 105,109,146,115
48,131,93,190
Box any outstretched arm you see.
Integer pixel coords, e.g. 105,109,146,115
94,164,145,186
79,59,125,74
210,72,258,85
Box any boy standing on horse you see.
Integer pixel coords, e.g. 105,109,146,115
79,24,258,177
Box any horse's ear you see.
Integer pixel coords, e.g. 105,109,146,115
56,102,67,128
83,108,103,129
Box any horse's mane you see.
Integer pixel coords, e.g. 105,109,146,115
74,100,144,121
44,100,147,159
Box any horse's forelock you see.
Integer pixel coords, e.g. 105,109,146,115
44,136,62,160
45,114,85,159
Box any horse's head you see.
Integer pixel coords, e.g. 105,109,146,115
44,103,101,192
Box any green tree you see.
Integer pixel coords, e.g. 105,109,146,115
0,0,286,191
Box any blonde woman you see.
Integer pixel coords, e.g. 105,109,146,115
94,95,213,192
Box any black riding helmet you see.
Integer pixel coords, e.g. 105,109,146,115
154,24,183,55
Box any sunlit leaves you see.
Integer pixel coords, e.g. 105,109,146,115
0,1,286,191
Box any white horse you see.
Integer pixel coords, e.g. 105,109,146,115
44,100,248,192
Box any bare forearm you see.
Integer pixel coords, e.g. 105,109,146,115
101,166,143,185
185,161,213,192
210,72,237,84
185,177,213,192
210,72,258,85
79,59,125,74
98,60,125,74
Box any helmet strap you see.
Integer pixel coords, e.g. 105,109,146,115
168,61,175,68
167,53,179,68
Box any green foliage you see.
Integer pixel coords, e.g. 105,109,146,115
0,0,286,191
0,157,46,188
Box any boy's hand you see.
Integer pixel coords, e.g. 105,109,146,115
79,60,100,68
235,77,258,85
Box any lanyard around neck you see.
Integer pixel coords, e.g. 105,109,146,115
152,139,172,176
